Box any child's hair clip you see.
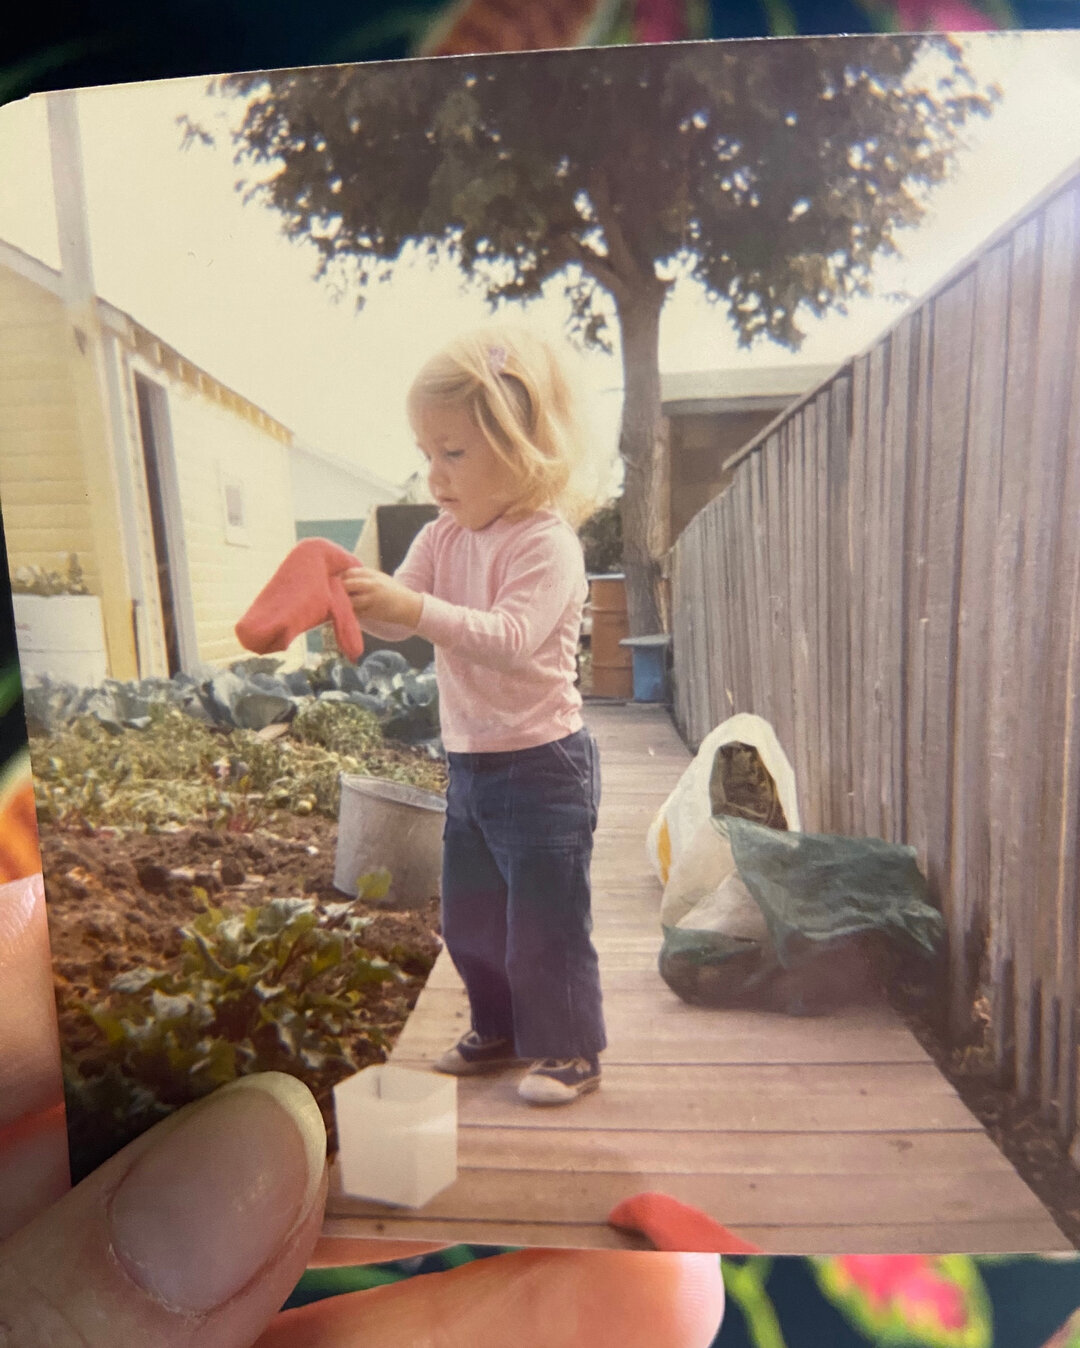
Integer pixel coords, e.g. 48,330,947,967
487,345,508,376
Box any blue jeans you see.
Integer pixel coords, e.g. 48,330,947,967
441,728,607,1060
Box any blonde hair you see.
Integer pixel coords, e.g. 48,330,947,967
406,324,598,527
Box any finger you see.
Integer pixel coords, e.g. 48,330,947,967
255,1248,725,1348
308,1238,449,1268
0,872,70,1237
0,1073,328,1348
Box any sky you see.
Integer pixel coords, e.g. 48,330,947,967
2,30,1080,495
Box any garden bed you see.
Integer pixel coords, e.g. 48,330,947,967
26,656,448,1182
44,816,444,1179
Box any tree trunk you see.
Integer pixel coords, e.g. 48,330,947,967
616,279,668,636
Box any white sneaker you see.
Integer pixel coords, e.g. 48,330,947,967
517,1057,601,1105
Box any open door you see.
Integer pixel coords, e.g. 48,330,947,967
133,374,186,676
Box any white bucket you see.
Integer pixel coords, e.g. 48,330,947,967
333,774,446,907
12,593,108,686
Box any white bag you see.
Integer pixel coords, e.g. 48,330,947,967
647,713,801,936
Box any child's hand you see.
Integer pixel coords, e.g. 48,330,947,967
342,568,424,630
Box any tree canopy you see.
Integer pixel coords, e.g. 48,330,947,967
214,37,996,631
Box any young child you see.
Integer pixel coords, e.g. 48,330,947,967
343,326,606,1105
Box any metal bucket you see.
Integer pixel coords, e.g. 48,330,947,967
334,775,447,908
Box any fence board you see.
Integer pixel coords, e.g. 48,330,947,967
986,220,1043,1083
922,272,977,922
1006,213,1068,1100
945,244,1010,1040
724,487,748,717
904,305,935,878
704,502,727,727
848,356,869,839
828,377,853,834
814,389,834,831
796,403,820,832
883,316,917,845
767,427,796,767
864,340,889,840
696,518,712,744
749,450,773,727
789,410,817,831
1056,336,1080,1136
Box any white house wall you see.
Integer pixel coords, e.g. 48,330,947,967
290,445,398,527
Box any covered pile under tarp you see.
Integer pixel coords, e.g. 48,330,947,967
649,715,943,1015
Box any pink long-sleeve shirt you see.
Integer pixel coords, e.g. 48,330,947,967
359,509,588,753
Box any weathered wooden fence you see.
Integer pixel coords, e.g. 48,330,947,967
670,162,1080,1139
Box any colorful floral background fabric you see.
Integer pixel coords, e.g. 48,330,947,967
283,1249,1080,1346
3,0,1078,102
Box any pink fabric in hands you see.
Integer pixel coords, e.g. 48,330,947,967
235,538,365,662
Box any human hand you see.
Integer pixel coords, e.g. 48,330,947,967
342,567,424,629
0,870,725,1346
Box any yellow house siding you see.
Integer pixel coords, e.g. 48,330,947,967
0,266,100,590
166,382,303,669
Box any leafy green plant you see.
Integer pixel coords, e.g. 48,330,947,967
65,895,411,1181
23,652,441,747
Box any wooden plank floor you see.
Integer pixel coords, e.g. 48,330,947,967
326,703,1067,1253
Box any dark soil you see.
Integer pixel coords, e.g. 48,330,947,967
42,815,442,1165
890,963,1080,1250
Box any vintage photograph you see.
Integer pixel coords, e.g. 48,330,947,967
1,28,1080,1254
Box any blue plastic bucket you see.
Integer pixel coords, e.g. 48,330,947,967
620,635,672,703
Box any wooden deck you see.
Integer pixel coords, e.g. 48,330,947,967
325,704,1067,1253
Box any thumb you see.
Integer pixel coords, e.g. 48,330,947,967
0,1073,328,1348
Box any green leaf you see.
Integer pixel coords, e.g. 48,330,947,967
271,1008,307,1056
189,1039,239,1087
357,868,393,901
110,967,166,995
300,934,345,982
150,990,198,1022
82,1004,128,1046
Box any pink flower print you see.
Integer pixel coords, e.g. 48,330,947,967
894,1,1001,30
633,0,686,44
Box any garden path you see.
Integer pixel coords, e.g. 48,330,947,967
325,703,1066,1253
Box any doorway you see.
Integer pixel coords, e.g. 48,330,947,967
133,374,183,676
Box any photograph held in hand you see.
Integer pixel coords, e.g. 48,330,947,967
1,28,1079,1254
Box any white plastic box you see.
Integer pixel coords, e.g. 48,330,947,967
333,1064,457,1208
12,593,108,686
